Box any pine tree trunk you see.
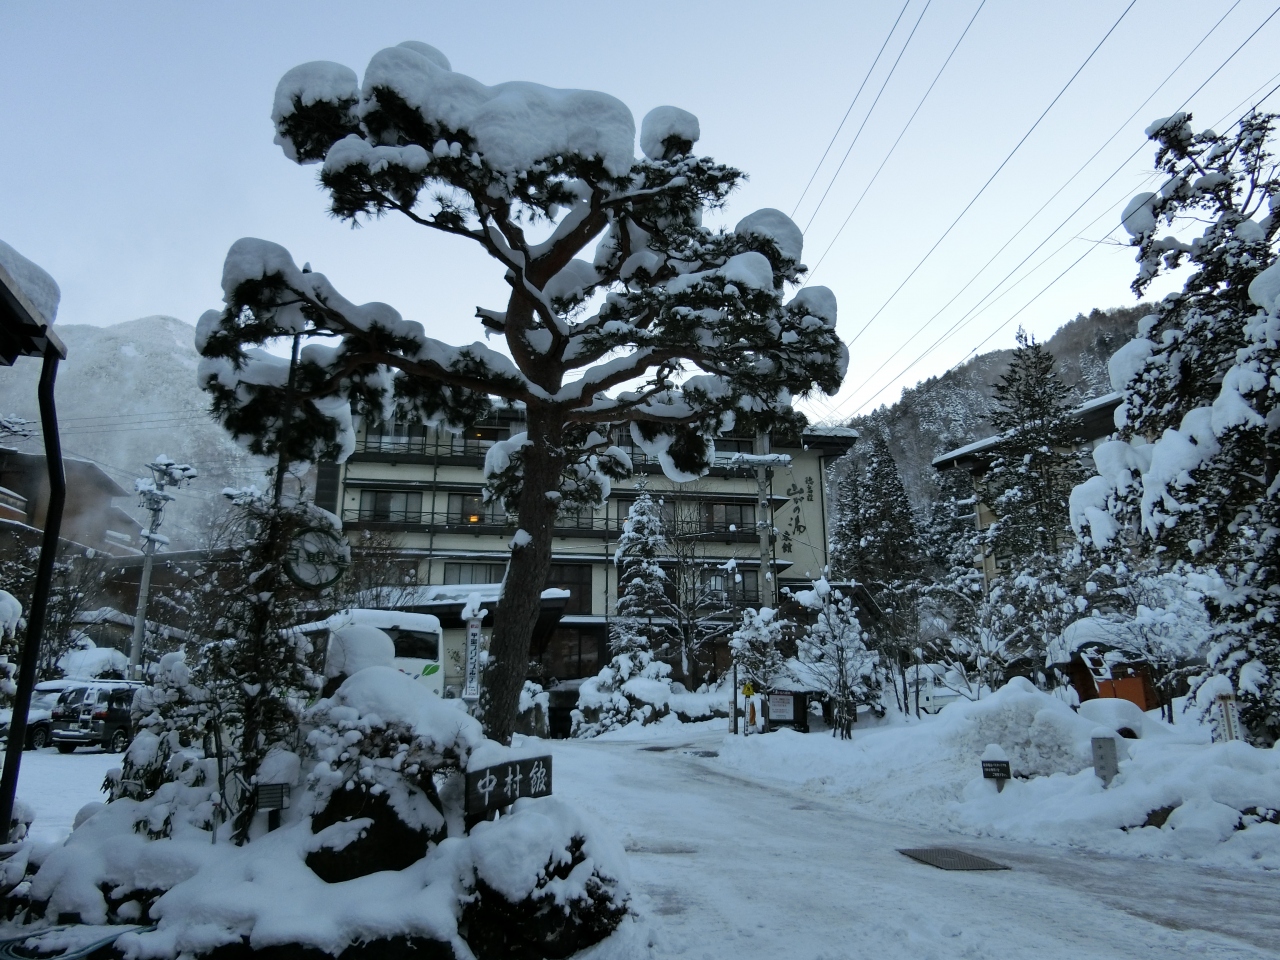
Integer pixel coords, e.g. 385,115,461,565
484,435,561,745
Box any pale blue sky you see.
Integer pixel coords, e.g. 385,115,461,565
3,1,1278,421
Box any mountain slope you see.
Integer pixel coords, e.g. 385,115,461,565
848,304,1149,510
0,315,267,544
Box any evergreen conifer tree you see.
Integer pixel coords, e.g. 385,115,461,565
1073,112,1280,739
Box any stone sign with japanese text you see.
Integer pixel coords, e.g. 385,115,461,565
465,755,553,828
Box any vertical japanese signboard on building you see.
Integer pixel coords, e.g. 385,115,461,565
463,618,482,701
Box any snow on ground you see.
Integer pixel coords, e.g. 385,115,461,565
8,693,1280,959
713,681,1280,871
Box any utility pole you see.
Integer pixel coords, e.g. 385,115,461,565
129,455,197,679
754,430,774,609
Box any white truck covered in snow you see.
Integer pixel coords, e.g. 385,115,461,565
296,609,445,697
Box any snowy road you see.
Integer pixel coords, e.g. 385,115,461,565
549,729,1280,960
10,736,1280,959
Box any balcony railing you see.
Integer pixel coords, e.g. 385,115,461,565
355,434,762,470
342,508,759,539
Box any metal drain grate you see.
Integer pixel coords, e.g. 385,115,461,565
686,750,719,758
897,847,1010,871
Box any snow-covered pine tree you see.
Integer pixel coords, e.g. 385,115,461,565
827,467,860,582
793,579,884,738
611,492,675,656
729,606,789,694
196,43,847,743
828,433,922,709
978,328,1085,677
1072,112,1280,740
194,489,343,840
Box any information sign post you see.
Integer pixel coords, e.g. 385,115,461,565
463,618,482,701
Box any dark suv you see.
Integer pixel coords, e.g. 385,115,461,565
50,682,140,753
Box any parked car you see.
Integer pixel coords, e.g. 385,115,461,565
0,679,77,749
49,680,142,753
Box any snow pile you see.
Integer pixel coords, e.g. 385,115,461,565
57,639,127,679
21,662,632,958
0,238,60,325
573,652,675,737
323,624,395,679
717,680,1280,868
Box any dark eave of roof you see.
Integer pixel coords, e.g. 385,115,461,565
0,260,65,366
932,393,1123,472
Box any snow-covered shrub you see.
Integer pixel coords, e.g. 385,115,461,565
572,651,673,738
729,606,789,692
463,797,630,958
303,667,479,881
792,579,886,737
515,680,549,738
944,677,1097,778
25,661,632,958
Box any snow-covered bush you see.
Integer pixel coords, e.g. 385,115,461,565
23,661,631,958
572,650,674,738
515,680,549,738
792,579,885,737
106,651,217,838
729,606,789,693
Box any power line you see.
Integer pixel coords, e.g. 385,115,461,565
821,0,1280,422
840,0,1139,353
801,0,935,235
790,1,912,220
801,0,988,283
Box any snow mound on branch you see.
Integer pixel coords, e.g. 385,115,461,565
639,105,700,160
271,61,359,159
719,681,1280,868
1121,191,1158,237
787,285,837,326
360,43,637,176
1107,337,1153,392
0,238,60,325
735,208,804,264
324,625,396,679
1247,258,1280,313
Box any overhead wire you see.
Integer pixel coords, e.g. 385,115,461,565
835,0,1140,354
820,0,1280,422
789,0,913,221
800,0,935,235
840,88,1280,421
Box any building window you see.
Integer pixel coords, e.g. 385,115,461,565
708,502,755,533
443,562,507,585
358,489,422,523
363,421,425,453
449,425,509,457
447,492,503,525
704,568,759,603
556,506,596,530
547,564,594,615
714,437,755,458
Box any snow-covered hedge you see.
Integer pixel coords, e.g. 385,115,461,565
19,663,631,958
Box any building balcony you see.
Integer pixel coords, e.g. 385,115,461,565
341,508,761,541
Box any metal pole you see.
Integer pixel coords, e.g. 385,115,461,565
754,431,773,609
128,535,157,679
0,350,65,838
731,661,738,734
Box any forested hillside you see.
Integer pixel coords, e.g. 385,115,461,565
847,304,1149,509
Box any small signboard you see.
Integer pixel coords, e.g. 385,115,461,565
465,755,552,829
768,693,795,723
980,760,1011,781
1092,736,1119,786
463,618,482,701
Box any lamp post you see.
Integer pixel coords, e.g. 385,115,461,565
129,456,197,679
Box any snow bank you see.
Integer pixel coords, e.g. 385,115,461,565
58,641,127,679
717,680,1280,869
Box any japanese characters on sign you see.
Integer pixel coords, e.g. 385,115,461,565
980,759,1011,781
463,618,482,701
768,693,795,722
779,475,814,555
465,755,553,828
